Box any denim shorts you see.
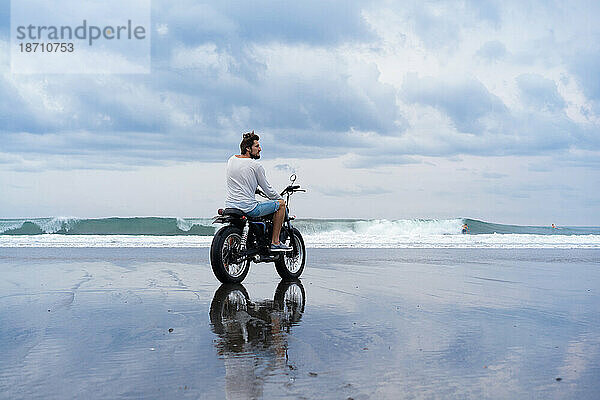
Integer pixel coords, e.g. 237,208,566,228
246,200,280,217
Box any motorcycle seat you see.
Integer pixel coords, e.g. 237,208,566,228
221,208,246,217
219,208,274,222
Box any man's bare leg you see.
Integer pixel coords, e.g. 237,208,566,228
271,199,286,245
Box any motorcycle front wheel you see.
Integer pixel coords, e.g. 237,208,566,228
274,280,306,324
210,225,251,284
274,228,306,281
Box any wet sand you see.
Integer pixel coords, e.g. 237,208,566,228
1,247,599,399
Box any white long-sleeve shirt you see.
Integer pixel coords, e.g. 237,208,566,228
224,155,283,212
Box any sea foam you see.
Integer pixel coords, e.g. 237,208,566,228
1,217,599,248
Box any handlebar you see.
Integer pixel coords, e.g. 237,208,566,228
255,186,305,198
281,185,305,196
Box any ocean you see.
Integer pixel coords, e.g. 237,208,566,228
1,217,599,248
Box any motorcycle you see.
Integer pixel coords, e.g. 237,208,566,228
210,174,306,283
209,280,306,345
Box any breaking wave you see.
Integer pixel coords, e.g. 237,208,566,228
1,217,598,237
0,217,215,236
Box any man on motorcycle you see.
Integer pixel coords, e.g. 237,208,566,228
225,131,291,252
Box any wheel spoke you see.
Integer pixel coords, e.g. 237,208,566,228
284,235,303,273
220,233,247,278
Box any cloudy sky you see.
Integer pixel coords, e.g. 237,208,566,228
1,0,599,224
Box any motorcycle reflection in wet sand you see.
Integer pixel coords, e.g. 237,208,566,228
209,280,306,399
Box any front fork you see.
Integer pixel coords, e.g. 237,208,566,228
281,206,295,245
285,207,292,230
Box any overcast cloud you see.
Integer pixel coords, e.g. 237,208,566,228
2,1,599,165
0,0,599,223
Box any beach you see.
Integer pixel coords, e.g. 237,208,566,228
1,247,599,399
4,0,600,398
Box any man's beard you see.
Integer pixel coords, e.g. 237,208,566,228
250,153,260,159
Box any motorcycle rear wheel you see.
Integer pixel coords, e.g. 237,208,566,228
210,226,251,283
209,284,250,336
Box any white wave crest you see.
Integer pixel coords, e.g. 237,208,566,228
176,218,215,232
1,233,599,248
0,220,24,233
176,218,193,232
302,232,600,248
38,217,80,233
353,219,463,236
0,217,80,234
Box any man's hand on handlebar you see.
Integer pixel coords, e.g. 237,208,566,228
280,185,305,196
256,185,306,198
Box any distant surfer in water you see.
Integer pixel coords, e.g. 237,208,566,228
462,224,469,234
552,224,558,229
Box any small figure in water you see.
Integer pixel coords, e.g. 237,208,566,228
552,223,557,229
462,224,469,234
